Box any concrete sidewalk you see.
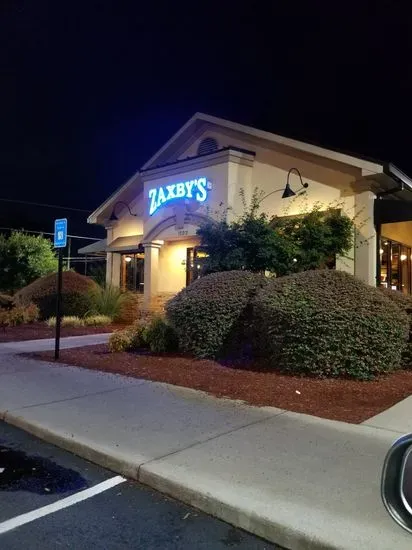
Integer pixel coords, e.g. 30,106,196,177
0,333,110,355
0,353,411,549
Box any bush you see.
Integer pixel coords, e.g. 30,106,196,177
108,330,133,353
88,285,127,318
144,317,179,353
15,271,98,319
251,270,409,380
166,270,265,358
61,316,85,327
46,316,85,327
379,288,412,368
0,293,14,310
1,304,40,326
107,319,149,353
84,314,113,326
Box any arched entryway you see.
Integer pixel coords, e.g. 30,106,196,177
141,212,214,307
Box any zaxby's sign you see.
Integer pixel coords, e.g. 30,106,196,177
148,177,210,216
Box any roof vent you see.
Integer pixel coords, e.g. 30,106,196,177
197,137,218,156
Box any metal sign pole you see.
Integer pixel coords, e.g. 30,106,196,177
55,248,63,360
53,218,68,360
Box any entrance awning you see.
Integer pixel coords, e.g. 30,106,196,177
78,239,107,255
375,200,412,225
106,235,143,253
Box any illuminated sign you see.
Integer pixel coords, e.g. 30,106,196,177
148,177,209,216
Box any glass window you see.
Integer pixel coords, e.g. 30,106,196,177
380,237,412,294
121,253,144,293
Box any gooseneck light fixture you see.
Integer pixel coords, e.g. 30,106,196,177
109,201,138,222
259,168,309,204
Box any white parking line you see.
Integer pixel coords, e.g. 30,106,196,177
0,475,126,535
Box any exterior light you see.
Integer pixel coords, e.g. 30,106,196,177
125,256,132,263
109,201,138,222
401,254,407,261
380,248,384,255
258,168,309,205
293,258,298,263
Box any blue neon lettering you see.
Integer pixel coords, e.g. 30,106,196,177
195,177,207,202
148,177,210,215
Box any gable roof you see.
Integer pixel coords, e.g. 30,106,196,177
141,112,385,174
88,112,412,225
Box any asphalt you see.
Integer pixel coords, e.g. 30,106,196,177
0,422,282,549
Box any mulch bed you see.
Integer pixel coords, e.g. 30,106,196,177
0,323,122,342
27,344,412,424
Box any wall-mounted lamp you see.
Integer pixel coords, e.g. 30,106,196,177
258,168,309,204
125,256,132,263
109,201,138,222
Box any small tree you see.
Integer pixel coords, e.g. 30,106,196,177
197,188,354,276
0,232,58,293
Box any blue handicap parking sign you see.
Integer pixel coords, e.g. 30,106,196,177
54,218,68,248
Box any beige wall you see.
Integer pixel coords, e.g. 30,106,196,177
158,238,200,293
106,126,383,298
382,221,412,247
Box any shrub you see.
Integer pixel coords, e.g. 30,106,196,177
251,270,409,380
144,317,179,353
15,271,98,319
379,288,412,369
107,320,149,353
0,309,10,328
108,330,133,353
61,316,85,327
24,303,40,323
166,270,265,358
84,314,113,326
46,316,87,328
4,304,40,326
88,285,127,318
0,293,14,310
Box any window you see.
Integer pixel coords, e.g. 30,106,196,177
380,238,411,294
121,253,144,293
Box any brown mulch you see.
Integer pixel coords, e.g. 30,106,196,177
27,344,412,424
0,323,122,342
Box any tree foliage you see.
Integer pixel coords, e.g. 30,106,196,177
197,188,354,276
0,232,58,292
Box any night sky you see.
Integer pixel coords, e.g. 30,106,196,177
1,1,412,239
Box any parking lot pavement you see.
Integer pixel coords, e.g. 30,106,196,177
0,422,282,549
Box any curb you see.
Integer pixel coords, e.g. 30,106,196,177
3,410,340,550
3,412,140,480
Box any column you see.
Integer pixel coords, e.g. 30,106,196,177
354,190,377,286
143,242,161,308
105,252,121,287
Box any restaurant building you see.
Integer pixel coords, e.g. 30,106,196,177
82,113,412,307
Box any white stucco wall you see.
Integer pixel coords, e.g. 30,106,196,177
105,125,381,296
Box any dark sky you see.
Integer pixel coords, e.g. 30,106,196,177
1,1,412,237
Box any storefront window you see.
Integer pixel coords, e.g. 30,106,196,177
186,247,208,286
121,253,144,293
380,238,411,294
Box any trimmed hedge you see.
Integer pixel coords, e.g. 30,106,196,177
379,287,412,368
15,271,98,319
166,270,265,358
251,270,409,379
